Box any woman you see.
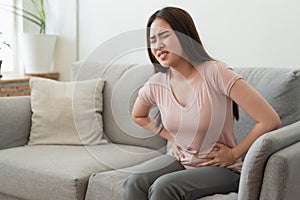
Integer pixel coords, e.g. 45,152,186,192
123,7,280,200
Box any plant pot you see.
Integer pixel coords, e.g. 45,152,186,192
19,34,57,74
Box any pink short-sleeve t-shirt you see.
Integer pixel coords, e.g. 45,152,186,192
138,61,243,171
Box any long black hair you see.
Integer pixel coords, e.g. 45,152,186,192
146,7,239,120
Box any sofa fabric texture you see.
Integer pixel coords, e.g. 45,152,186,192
238,121,300,200
0,63,299,200
259,142,300,200
0,193,23,200
0,97,31,150
0,144,161,200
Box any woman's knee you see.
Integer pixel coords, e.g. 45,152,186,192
123,173,151,192
123,173,151,200
124,174,141,189
149,174,182,200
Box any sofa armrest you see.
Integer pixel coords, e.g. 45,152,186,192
238,120,300,200
0,96,32,150
259,141,300,200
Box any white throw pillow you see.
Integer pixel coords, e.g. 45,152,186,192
28,77,107,145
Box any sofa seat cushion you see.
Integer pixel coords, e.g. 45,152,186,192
0,144,162,200
0,192,23,200
85,168,238,200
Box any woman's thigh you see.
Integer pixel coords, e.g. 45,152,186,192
150,166,240,200
123,155,185,199
127,154,185,175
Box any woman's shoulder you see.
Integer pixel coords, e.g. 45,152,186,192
196,60,232,75
198,60,230,69
147,71,168,83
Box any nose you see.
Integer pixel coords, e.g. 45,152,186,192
153,40,165,51
158,42,165,50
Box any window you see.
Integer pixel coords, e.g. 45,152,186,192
0,0,17,73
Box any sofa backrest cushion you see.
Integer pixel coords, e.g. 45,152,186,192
0,96,31,150
72,62,167,151
28,77,107,145
233,67,300,143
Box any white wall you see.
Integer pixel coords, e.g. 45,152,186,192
78,0,300,69
46,0,77,81
45,0,300,80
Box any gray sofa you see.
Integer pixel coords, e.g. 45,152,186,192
0,62,299,200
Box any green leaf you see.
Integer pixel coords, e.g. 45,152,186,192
0,0,46,34
12,5,44,23
10,9,42,27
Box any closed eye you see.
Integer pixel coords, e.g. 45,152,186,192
150,38,156,44
149,30,171,43
159,30,170,38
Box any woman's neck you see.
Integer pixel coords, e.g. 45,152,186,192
170,60,197,81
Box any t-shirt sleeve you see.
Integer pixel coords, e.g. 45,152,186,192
138,81,156,106
216,62,243,96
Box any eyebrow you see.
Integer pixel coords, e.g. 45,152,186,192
150,30,170,40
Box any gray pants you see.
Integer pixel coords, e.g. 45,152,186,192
123,155,240,200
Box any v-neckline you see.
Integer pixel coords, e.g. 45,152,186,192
167,71,199,111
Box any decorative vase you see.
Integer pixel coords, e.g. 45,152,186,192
19,34,57,74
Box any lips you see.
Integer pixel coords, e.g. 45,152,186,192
158,50,169,60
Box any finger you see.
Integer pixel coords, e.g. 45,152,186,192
219,163,227,168
198,159,218,167
179,153,185,159
177,154,181,162
215,142,228,149
178,151,185,158
174,147,185,158
199,153,216,159
176,152,184,159
200,159,218,166
173,151,183,161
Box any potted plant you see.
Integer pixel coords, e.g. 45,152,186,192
11,0,56,74
0,32,11,78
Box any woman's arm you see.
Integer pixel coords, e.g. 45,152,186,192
230,79,281,159
199,79,281,167
132,97,174,141
132,97,185,160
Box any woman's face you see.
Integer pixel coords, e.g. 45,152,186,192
149,18,185,68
